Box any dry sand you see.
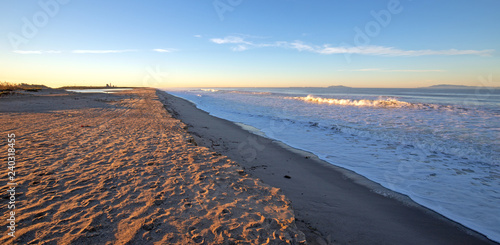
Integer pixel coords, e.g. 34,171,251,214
159,90,498,245
0,88,306,244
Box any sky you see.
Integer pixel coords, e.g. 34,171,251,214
1,0,499,88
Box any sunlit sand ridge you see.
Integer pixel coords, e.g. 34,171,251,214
0,88,305,244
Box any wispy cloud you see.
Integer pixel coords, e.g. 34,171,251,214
388,69,446,72
352,68,382,72
340,68,446,72
72,49,137,54
210,35,286,51
13,50,62,54
194,35,202,38
211,35,495,57
13,49,180,55
288,41,315,52
153,48,177,53
231,45,249,52
210,36,252,45
309,44,494,57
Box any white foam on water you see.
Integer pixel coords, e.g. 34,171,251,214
166,88,500,242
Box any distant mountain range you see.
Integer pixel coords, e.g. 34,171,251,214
323,84,498,89
419,84,499,89
287,84,498,90
326,85,352,89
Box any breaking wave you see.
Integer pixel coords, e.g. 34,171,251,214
200,89,219,92
287,95,457,110
199,89,272,95
228,91,272,95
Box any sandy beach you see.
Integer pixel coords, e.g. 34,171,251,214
0,88,305,244
2,0,498,243
1,87,497,245
159,90,498,245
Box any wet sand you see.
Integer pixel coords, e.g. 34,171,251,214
159,90,497,245
0,88,305,244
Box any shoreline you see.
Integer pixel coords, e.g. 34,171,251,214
159,89,498,245
0,88,306,244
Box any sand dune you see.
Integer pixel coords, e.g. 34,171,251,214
0,88,306,244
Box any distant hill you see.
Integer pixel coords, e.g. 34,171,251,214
421,84,498,89
327,85,352,89
0,82,49,91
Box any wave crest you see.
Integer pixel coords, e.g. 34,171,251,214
286,95,415,108
199,89,271,95
200,89,219,92
228,91,272,95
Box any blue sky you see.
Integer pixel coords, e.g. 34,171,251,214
1,0,499,88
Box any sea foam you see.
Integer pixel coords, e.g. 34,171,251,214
167,87,500,242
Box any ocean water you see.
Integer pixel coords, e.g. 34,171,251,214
166,87,500,242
